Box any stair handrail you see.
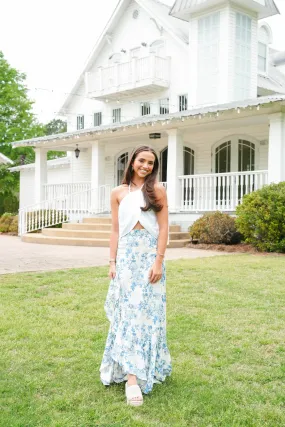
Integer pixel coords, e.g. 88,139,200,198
18,185,111,236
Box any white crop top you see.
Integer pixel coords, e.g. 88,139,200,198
118,185,159,239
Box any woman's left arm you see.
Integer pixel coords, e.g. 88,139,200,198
149,184,168,284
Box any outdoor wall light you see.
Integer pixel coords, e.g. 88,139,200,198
149,133,161,139
75,144,80,159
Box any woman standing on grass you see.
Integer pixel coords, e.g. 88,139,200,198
100,145,172,406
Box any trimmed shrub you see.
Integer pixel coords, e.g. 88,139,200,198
0,213,14,233
9,215,18,234
189,211,242,245
236,182,285,253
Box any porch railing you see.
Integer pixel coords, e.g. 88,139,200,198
44,182,91,201
179,170,268,212
18,185,111,235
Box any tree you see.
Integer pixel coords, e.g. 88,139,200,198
44,119,67,160
0,164,19,214
44,119,67,135
0,51,44,165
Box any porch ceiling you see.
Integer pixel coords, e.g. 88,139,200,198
11,95,285,150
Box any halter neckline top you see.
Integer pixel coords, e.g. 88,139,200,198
118,184,159,239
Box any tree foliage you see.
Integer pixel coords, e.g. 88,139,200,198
0,51,44,165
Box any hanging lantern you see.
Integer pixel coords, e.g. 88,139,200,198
75,144,80,159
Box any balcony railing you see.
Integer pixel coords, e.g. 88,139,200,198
179,170,268,212
85,55,170,100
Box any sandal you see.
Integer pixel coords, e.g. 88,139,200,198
125,382,143,406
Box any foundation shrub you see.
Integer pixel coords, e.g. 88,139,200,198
189,211,241,245
9,215,18,234
236,182,285,253
0,213,14,233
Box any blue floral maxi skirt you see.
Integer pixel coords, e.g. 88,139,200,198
100,229,172,394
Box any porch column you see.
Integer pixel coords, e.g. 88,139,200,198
268,112,285,183
34,148,47,204
91,140,105,188
91,140,105,212
166,129,184,212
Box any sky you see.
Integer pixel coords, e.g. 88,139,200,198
0,0,284,124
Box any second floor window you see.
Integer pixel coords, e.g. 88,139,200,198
179,95,188,112
113,108,121,123
258,42,267,73
160,98,169,114
141,102,151,116
94,112,102,127
77,115,84,130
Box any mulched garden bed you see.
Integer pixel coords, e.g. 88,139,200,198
186,242,285,256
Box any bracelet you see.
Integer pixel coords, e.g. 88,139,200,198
156,253,165,258
109,259,116,264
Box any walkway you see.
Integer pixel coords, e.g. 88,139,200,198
0,235,231,275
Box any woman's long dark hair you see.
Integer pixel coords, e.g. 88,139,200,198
121,145,163,212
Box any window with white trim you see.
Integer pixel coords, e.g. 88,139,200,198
112,108,121,123
141,102,151,116
94,112,102,127
179,94,188,112
258,42,267,73
76,115,84,130
197,12,220,105
159,98,169,114
235,12,252,100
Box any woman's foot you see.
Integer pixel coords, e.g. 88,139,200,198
126,374,143,406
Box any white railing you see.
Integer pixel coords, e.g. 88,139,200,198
179,171,268,212
18,185,111,235
87,55,169,93
44,182,91,201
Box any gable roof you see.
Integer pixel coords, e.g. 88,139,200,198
59,0,189,114
170,0,280,20
0,152,13,165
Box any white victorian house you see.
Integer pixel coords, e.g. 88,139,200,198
10,0,285,246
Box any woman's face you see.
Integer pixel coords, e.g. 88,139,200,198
132,151,155,179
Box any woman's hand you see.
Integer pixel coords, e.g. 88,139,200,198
108,263,116,279
149,259,163,284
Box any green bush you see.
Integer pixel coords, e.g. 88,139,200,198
236,182,285,253
9,215,18,234
189,211,241,245
0,213,14,233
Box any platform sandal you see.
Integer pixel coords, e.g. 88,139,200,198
125,382,143,406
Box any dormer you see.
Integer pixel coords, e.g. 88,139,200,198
170,0,279,21
258,23,273,75
170,0,279,107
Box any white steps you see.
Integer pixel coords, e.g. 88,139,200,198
22,217,190,248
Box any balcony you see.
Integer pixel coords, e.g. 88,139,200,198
85,55,170,100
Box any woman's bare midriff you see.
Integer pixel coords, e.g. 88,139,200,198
132,221,145,230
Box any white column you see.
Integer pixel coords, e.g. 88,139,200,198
268,112,285,183
166,129,184,212
91,140,105,188
34,148,47,204
91,140,105,212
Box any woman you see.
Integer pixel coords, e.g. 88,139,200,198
100,145,172,406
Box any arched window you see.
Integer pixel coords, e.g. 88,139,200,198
215,141,231,173
117,152,128,185
160,145,195,182
258,24,273,74
213,137,256,173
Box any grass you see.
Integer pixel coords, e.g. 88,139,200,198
0,254,285,427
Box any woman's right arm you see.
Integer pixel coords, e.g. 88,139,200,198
108,188,119,279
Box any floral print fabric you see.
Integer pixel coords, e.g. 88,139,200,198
100,229,172,394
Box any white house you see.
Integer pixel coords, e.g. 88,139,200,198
10,0,285,245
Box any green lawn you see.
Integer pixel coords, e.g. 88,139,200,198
1,255,285,427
